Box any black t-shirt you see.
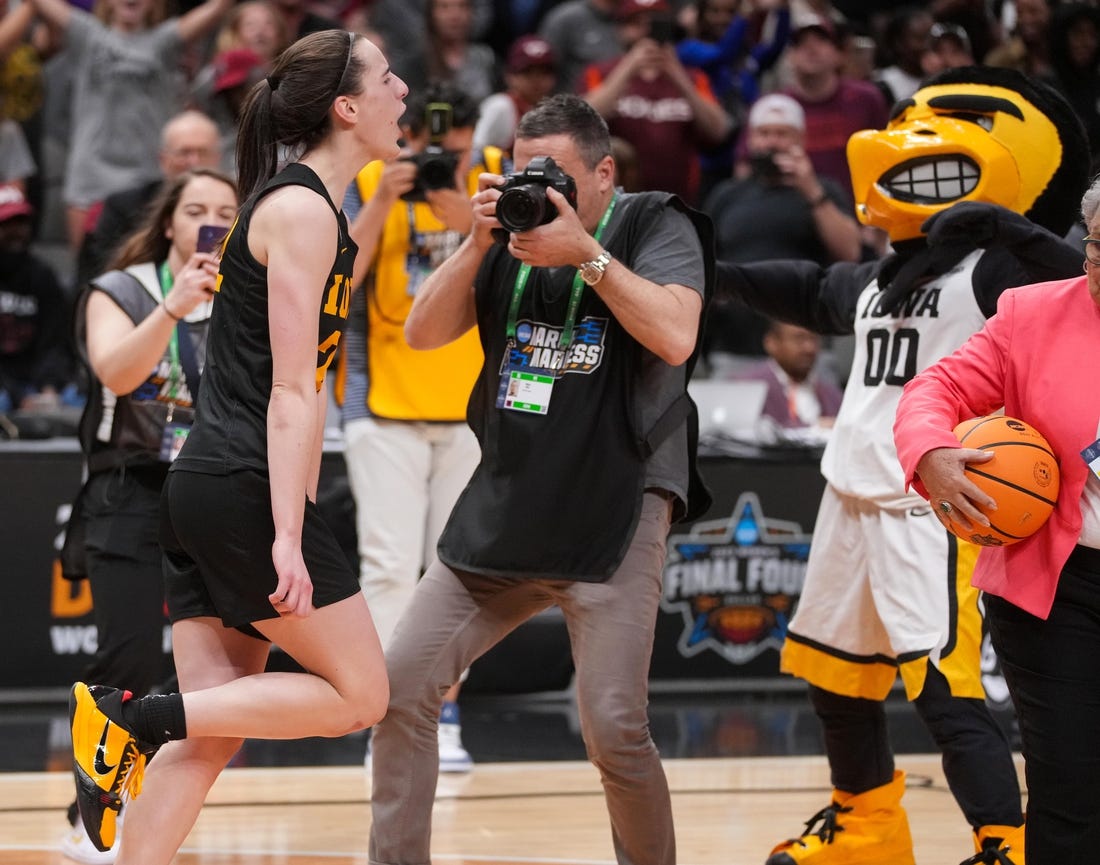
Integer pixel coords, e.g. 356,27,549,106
174,163,357,475
0,251,72,403
437,192,711,580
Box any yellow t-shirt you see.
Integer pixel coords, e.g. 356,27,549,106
346,148,504,421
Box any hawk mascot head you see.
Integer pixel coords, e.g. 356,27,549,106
848,66,1089,244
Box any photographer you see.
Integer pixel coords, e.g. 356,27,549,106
367,93,712,865
701,92,859,374
336,83,507,773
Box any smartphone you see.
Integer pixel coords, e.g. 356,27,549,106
196,224,229,254
649,15,678,44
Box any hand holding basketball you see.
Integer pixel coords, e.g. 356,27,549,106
917,445,996,529
918,416,1060,547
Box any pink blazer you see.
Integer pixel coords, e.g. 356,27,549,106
894,276,1100,619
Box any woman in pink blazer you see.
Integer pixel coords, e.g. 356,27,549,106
893,179,1100,865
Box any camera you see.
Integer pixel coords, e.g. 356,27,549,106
493,156,578,240
748,151,783,181
402,148,460,201
401,102,459,202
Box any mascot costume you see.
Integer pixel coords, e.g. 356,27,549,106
715,67,1089,865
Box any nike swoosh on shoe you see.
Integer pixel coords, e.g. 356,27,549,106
94,722,117,775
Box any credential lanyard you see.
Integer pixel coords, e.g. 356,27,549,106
157,261,201,402
504,193,618,353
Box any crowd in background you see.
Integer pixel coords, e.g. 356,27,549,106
2,0,1100,426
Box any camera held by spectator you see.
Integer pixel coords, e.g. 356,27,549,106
401,103,461,201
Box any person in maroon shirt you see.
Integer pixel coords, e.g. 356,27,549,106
782,17,889,208
578,0,733,205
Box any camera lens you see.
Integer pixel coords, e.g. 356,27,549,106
497,185,547,233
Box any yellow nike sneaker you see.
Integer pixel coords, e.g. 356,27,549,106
69,683,153,853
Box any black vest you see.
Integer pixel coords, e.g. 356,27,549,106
437,192,713,581
75,263,209,475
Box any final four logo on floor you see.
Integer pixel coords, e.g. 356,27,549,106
662,493,811,665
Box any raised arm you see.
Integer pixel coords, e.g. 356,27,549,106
24,0,73,33
921,202,1085,315
588,258,702,365
175,0,232,45
0,1,36,58
83,254,219,395
676,15,748,68
506,187,702,365
659,49,733,145
347,160,418,289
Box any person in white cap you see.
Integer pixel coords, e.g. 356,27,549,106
701,91,860,374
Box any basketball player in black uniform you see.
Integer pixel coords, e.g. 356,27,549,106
65,30,409,865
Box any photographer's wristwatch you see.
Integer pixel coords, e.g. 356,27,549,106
579,250,612,286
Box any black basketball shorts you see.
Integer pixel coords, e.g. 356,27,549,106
160,469,360,633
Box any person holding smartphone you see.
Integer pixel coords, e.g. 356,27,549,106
60,167,238,863
578,0,734,206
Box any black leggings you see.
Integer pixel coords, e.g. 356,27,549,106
987,545,1100,865
809,661,1021,829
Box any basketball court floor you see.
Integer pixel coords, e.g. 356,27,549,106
0,688,1022,864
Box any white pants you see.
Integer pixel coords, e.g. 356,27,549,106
343,417,480,648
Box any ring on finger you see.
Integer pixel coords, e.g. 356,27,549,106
938,500,953,516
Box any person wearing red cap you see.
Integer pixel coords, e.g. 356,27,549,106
205,49,267,177
472,34,557,154
0,183,73,417
780,16,889,205
188,0,287,116
579,0,734,205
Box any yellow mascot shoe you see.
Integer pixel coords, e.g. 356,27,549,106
69,683,153,853
765,770,915,865
960,823,1025,864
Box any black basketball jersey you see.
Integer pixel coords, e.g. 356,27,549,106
173,162,357,475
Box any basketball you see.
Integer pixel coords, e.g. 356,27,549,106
945,415,1060,546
